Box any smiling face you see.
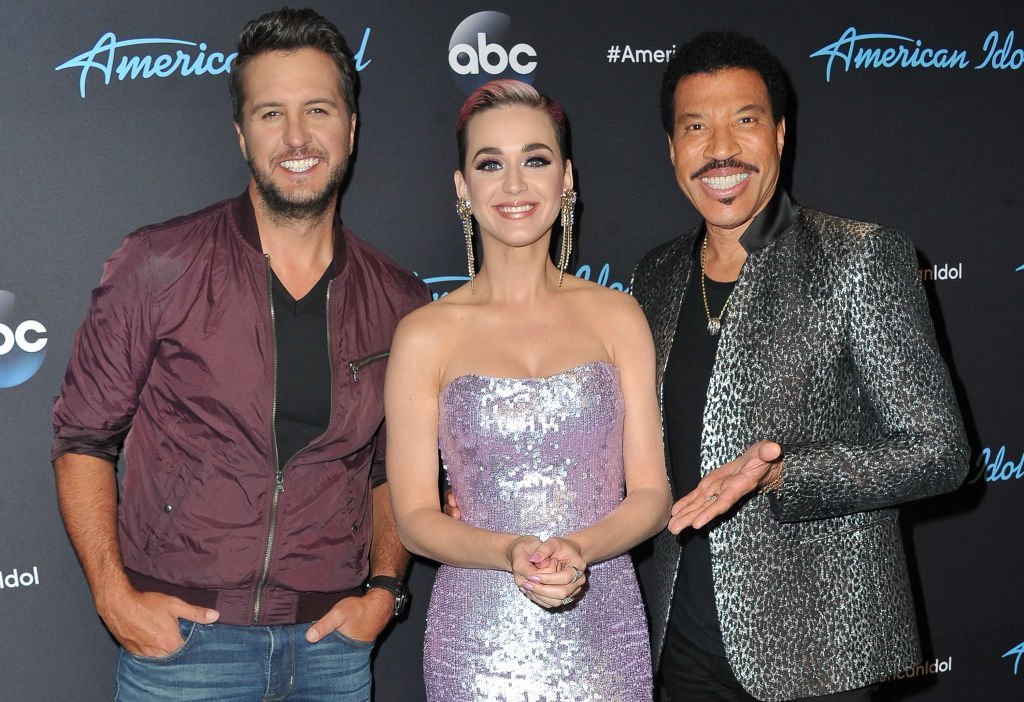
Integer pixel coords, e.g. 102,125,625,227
455,105,572,252
668,67,785,237
235,48,357,222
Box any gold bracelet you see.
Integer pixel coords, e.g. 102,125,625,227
760,465,783,495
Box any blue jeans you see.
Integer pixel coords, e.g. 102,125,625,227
115,620,373,701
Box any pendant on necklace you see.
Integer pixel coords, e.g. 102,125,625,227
707,317,722,336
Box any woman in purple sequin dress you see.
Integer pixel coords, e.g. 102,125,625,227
386,80,670,701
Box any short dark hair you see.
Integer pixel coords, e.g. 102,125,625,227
230,7,358,124
455,80,568,170
660,31,789,134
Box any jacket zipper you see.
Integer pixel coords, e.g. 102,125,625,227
320,281,336,452
348,351,389,383
252,255,281,625
252,264,337,624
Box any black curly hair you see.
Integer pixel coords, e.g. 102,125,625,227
660,31,789,135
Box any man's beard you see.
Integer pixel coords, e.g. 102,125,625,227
249,157,348,222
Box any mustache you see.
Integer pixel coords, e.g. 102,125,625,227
691,158,759,180
277,149,326,162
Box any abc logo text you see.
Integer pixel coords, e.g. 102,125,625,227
449,11,537,92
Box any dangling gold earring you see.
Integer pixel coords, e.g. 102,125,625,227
456,199,476,293
557,189,577,287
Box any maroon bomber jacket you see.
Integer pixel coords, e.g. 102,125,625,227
53,192,429,626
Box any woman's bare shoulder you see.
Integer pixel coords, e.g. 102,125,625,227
392,296,463,357
564,277,643,323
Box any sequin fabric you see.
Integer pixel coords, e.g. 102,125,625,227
425,361,653,702
631,204,968,701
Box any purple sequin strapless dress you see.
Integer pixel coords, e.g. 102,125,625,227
425,361,653,701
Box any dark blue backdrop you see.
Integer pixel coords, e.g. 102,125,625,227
1,2,1021,699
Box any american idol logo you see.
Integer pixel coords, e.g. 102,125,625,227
810,28,1023,82
55,28,373,98
880,656,952,681
0,566,41,591
1004,641,1024,675
55,34,236,98
967,445,1024,484
448,11,538,93
417,262,627,300
575,263,627,292
918,262,962,282
0,291,48,389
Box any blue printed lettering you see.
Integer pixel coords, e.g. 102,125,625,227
55,33,234,98
977,31,1024,70
56,29,372,98
967,446,1024,483
810,27,971,82
573,263,627,292
1003,641,1024,675
353,27,372,71
417,262,627,301
418,275,470,301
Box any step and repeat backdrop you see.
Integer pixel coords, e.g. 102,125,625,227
1,1,1021,699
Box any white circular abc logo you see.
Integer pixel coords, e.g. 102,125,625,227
448,11,537,92
0,290,48,388
0,320,47,355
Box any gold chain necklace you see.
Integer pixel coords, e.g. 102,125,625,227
700,235,736,336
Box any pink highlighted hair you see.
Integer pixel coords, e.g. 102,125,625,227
455,79,568,168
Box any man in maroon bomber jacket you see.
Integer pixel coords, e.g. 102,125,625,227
51,8,427,700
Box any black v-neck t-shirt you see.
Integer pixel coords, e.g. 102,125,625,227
271,266,333,468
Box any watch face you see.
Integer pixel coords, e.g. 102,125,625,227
366,576,409,616
394,593,408,617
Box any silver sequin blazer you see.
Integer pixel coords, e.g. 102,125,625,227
631,205,969,701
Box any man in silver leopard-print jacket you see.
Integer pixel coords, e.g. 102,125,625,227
632,31,968,702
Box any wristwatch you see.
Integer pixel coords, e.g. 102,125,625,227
364,575,409,618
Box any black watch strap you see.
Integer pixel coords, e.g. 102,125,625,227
364,575,409,618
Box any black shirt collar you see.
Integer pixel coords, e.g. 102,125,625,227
690,188,798,260
737,188,797,254
271,263,333,310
